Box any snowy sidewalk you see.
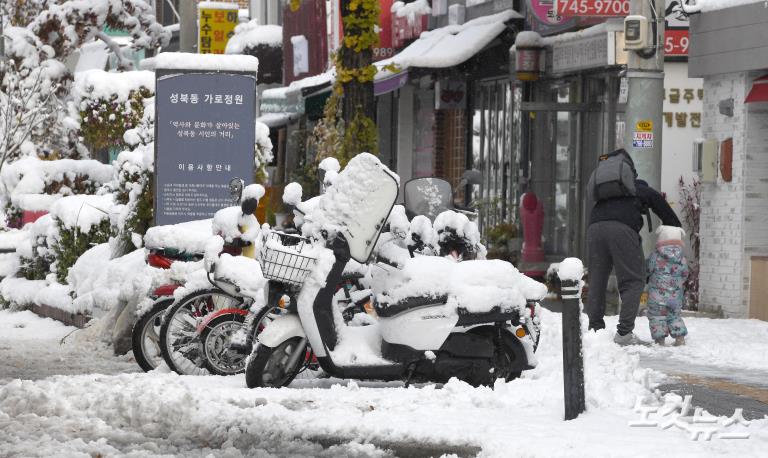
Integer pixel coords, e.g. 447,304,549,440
1,309,767,457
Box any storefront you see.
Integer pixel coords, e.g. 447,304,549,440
511,21,628,269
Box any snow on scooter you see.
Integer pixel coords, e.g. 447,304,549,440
243,153,546,388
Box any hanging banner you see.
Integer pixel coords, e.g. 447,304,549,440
198,3,239,54
155,73,256,225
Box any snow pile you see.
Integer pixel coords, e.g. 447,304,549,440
72,69,154,106
242,184,266,202
378,10,521,73
283,182,303,206
373,257,547,314
143,218,213,254
212,206,260,244
434,210,480,245
225,21,282,55
515,30,543,47
557,257,584,282
386,204,410,241
145,52,259,73
0,157,114,212
214,253,267,301
4,306,765,457
49,194,115,233
408,215,437,249
391,0,432,18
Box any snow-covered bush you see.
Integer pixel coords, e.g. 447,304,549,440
48,195,116,283
17,214,57,281
255,121,273,184
68,70,154,154
225,21,282,55
0,157,114,226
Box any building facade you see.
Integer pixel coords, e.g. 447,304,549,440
688,1,768,320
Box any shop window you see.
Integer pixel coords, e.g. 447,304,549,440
471,79,519,235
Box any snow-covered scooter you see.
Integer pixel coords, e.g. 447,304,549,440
245,154,544,388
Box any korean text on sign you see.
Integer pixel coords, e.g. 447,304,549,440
198,7,238,54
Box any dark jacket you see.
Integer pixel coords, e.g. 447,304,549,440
590,180,681,232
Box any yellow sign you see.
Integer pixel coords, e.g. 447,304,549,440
635,120,653,132
198,7,238,54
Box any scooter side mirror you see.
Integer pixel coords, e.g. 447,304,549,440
229,178,244,204
460,169,483,187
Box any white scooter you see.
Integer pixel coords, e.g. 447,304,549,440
245,154,543,388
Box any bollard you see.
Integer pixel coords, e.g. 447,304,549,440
558,259,586,421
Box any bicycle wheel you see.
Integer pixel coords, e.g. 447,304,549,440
132,297,173,372
159,288,244,375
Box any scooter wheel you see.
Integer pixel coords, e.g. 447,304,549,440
131,297,173,372
245,337,305,388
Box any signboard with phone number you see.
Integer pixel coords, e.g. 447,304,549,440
555,0,630,17
665,28,689,57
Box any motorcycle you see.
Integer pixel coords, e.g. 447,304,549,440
244,153,545,388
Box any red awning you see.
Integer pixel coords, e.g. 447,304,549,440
745,75,768,103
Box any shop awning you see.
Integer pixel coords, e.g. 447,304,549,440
376,9,520,75
745,75,768,103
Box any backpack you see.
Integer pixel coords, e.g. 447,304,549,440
588,149,637,201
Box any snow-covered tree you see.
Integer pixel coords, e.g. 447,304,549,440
0,0,169,162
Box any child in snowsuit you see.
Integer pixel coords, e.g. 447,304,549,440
646,225,689,346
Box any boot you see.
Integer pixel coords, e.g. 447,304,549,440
654,337,665,346
673,336,686,346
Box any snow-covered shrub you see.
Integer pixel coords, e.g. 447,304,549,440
255,121,273,184
0,157,113,225
679,176,701,310
112,97,155,254
68,70,154,154
48,195,116,283
17,214,57,281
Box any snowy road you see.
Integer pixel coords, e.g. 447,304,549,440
1,309,767,457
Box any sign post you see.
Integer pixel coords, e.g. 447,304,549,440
154,57,258,226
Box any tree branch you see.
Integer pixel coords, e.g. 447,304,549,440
95,31,135,71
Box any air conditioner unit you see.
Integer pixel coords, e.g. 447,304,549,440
693,139,718,183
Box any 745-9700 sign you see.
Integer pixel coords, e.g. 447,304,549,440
556,0,630,16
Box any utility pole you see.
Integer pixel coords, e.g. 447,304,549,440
180,0,197,53
623,0,665,250
624,0,665,191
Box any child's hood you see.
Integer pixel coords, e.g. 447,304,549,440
655,241,685,264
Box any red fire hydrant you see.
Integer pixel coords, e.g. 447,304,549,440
520,192,545,276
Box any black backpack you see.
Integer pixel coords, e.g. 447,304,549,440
588,149,637,202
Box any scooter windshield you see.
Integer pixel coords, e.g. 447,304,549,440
404,177,452,222
317,153,399,263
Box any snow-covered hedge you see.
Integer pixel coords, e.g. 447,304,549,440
0,157,114,224
68,70,155,153
225,21,282,55
15,195,116,283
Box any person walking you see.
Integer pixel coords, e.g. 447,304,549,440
585,148,681,346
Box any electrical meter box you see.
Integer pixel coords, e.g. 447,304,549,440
624,15,650,50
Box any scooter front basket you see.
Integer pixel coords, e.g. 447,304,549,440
258,232,316,286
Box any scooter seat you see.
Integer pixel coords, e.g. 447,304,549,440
375,294,448,318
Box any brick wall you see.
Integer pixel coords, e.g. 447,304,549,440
699,72,748,317
743,93,768,316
